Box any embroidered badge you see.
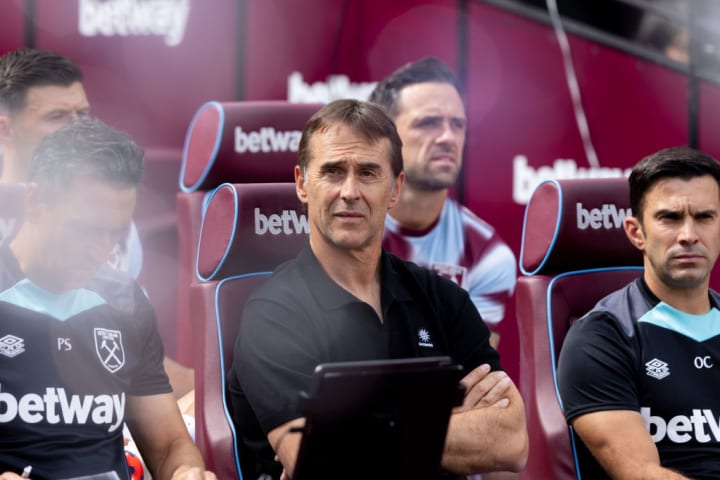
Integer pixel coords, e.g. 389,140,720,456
0,334,25,358
418,328,434,348
645,358,670,380
94,328,125,373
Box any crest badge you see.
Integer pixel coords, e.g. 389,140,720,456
94,328,125,373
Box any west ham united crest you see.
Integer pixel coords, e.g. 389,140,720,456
94,328,125,373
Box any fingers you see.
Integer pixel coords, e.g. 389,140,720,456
0,473,27,480
457,364,513,412
171,465,217,479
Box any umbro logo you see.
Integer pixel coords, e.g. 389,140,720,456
0,334,25,358
645,358,670,380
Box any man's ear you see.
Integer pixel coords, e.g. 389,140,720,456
0,112,12,145
388,171,405,210
623,215,645,251
294,165,307,205
23,182,44,223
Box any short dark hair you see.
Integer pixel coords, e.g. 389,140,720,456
0,48,83,113
368,56,462,118
297,99,403,177
29,117,144,196
629,146,720,221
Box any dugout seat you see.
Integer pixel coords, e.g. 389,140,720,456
176,101,320,367
516,177,644,480
178,101,320,477
0,183,25,248
191,182,308,478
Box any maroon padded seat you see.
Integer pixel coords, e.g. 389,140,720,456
190,182,307,478
175,101,320,363
516,177,643,480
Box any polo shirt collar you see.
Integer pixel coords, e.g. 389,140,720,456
298,242,414,311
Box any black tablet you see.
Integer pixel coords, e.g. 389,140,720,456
293,356,465,480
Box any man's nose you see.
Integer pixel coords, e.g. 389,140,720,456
340,174,361,200
678,218,699,244
436,120,459,144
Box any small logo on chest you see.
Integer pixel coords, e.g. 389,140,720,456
0,334,25,358
417,328,434,348
94,328,125,373
645,358,670,380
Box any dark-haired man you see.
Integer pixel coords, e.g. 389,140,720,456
0,118,215,479
0,47,194,400
558,146,720,479
369,57,516,348
228,99,527,479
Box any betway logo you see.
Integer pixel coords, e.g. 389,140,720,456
643,407,720,443
254,208,309,235
287,72,377,103
576,202,631,230
78,0,190,47
513,155,632,204
0,218,17,247
0,388,125,433
235,127,301,154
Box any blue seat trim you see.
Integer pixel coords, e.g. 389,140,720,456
519,179,563,276
215,271,273,479
196,183,239,282
546,266,643,479
180,101,225,193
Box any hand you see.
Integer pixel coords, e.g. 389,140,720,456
0,472,29,480
455,364,512,413
170,465,217,479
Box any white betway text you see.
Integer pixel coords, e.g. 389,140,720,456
254,208,309,235
0,388,125,433
513,155,632,204
643,407,720,444
78,0,190,47
576,202,631,230
235,127,301,154
287,72,377,103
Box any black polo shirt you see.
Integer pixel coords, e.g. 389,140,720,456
228,242,500,479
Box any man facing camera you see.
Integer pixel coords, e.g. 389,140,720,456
558,147,720,479
369,57,516,348
228,99,527,479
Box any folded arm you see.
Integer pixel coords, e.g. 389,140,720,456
441,364,528,475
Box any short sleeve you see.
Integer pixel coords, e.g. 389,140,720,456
436,275,502,374
233,295,320,433
556,311,641,422
128,285,171,396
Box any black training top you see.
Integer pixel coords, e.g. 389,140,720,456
0,246,171,480
558,277,720,479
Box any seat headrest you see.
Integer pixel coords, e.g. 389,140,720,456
196,182,308,281
180,101,322,192
520,178,643,276
0,184,25,247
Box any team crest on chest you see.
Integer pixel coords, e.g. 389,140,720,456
94,328,125,373
430,263,467,288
